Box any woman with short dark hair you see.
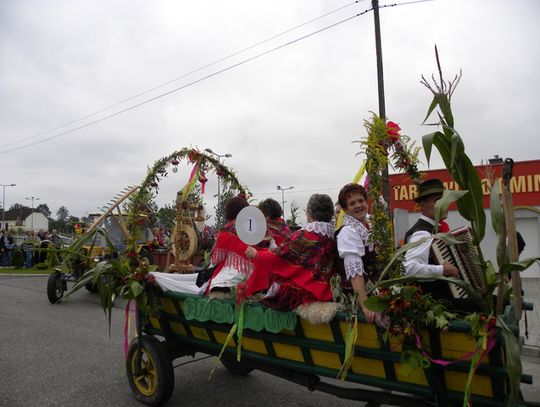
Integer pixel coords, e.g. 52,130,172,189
336,183,378,323
257,198,292,250
205,195,251,296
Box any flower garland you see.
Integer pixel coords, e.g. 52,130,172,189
360,113,422,270
126,147,248,255
73,147,249,321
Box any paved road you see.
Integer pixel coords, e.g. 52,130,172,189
1,275,539,407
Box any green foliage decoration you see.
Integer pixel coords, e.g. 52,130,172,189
416,47,540,406
360,113,421,274
288,201,300,227
64,147,250,329
420,47,485,245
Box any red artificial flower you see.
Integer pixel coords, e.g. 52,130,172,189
390,297,404,312
145,274,156,285
134,272,144,282
378,287,391,297
187,149,200,163
438,220,450,233
387,121,401,141
216,167,226,177
171,159,179,165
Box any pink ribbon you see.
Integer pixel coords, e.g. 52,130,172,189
414,327,496,366
123,300,131,360
188,162,198,182
200,170,206,194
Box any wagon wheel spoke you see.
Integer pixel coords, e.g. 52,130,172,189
133,352,158,394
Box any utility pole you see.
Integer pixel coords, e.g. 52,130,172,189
25,196,40,231
371,0,390,215
1,183,16,230
276,185,294,220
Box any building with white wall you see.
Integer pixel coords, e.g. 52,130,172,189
2,208,49,233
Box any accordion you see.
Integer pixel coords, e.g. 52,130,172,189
431,226,488,299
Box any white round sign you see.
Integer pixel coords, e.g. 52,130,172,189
235,206,267,245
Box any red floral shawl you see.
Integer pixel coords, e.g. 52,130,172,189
239,229,336,309
257,217,292,249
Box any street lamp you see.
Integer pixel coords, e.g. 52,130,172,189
204,148,232,210
25,196,40,231
276,185,294,219
1,183,16,230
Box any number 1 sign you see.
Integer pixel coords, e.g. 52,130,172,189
235,206,267,245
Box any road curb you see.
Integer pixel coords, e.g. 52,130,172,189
1,273,50,277
522,345,540,358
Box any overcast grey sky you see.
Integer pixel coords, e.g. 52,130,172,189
1,0,538,223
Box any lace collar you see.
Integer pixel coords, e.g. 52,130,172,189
302,221,335,239
343,214,370,240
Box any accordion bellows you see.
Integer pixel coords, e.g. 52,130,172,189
431,226,488,298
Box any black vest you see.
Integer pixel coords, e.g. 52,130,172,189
404,218,435,245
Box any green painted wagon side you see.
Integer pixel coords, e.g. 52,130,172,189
126,291,534,407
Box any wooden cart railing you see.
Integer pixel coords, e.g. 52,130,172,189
125,291,537,407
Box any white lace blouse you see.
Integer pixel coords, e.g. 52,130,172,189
301,221,335,240
337,215,372,280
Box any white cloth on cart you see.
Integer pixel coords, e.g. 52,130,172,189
150,272,207,295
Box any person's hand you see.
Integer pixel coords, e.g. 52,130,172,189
245,246,257,259
359,300,377,324
442,262,459,277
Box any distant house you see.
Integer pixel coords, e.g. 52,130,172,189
2,208,49,233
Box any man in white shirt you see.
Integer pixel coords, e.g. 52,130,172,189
403,179,460,303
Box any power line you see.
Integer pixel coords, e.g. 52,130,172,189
0,6,373,155
1,0,367,151
380,0,435,8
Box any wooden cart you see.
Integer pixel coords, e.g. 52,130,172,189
125,291,536,407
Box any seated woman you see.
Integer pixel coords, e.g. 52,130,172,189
243,194,336,310
257,198,292,251
205,195,251,297
336,183,378,323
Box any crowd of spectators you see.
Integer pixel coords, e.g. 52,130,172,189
0,228,62,268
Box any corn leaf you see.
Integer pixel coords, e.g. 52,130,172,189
435,93,454,129
450,133,465,169
422,131,449,167
499,257,540,276
422,96,439,124
375,236,432,283
434,189,469,229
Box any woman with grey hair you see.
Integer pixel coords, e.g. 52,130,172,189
242,193,336,310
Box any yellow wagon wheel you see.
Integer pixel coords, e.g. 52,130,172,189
126,335,174,406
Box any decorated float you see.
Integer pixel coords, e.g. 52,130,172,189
65,64,538,407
